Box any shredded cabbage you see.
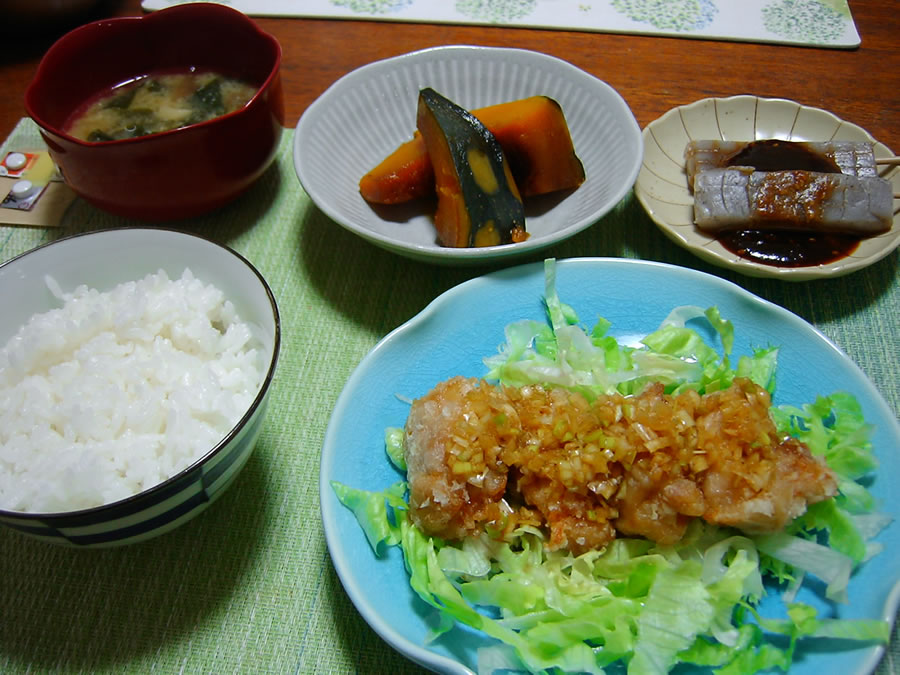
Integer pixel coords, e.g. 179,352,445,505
334,259,890,674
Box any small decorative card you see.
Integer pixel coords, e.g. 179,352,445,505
0,145,76,228
142,0,860,49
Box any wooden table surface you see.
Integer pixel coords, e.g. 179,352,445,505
0,0,897,152
0,4,898,675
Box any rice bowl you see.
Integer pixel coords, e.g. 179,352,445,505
0,228,280,546
1,269,265,513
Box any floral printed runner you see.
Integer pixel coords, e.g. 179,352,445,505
142,0,860,48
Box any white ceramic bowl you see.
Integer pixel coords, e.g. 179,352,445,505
0,228,280,547
634,95,900,280
294,45,642,265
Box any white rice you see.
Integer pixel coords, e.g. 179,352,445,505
0,269,266,513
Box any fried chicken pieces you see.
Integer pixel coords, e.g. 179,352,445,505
404,376,836,554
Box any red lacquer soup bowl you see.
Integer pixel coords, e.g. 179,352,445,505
24,3,284,221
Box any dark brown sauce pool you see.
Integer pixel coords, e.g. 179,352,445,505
719,229,860,267
717,140,861,267
725,139,841,173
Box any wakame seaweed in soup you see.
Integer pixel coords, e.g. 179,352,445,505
66,71,257,142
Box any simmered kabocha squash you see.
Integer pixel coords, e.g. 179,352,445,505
358,134,434,204
359,96,584,205
478,96,584,196
416,88,527,248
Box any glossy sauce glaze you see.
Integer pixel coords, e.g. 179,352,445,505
718,230,860,267
719,140,860,267
725,139,842,173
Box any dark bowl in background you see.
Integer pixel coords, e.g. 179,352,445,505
24,3,284,221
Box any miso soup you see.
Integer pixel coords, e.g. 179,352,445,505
66,71,258,142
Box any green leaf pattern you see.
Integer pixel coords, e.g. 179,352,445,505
322,0,854,45
331,0,412,13
610,0,718,31
762,0,848,43
455,0,537,22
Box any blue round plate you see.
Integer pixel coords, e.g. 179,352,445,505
320,258,899,674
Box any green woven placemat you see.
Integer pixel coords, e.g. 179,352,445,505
0,118,896,674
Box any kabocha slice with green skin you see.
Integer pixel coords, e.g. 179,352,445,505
360,95,585,205
416,88,527,248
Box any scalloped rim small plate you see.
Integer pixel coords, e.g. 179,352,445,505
294,45,642,265
634,96,900,280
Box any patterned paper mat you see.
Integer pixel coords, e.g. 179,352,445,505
142,0,860,48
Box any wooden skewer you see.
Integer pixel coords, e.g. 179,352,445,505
876,156,900,166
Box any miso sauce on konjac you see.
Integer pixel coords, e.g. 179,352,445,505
719,229,860,267
718,139,861,267
66,71,257,142
724,139,842,174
